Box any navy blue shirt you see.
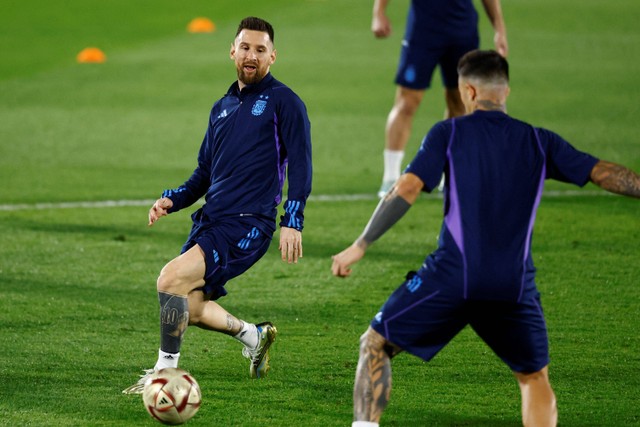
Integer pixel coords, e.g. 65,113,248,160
162,73,312,235
406,110,599,302
406,0,479,43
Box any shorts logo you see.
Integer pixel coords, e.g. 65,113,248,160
374,312,383,323
404,65,416,84
406,275,422,293
251,95,268,116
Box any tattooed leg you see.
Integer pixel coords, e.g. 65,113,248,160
353,327,401,423
187,292,244,336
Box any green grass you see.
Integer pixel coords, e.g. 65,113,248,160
1,0,639,425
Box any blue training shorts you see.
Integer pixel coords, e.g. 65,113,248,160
395,37,479,90
181,218,272,300
371,272,550,373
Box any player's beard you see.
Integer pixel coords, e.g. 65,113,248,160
237,63,267,86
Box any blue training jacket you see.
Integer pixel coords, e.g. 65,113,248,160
162,73,312,235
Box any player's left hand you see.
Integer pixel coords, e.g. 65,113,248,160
279,226,303,264
331,242,365,278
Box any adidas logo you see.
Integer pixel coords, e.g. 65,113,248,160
163,355,175,360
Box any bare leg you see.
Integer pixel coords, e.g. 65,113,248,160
444,87,466,118
514,366,557,427
188,291,245,336
385,86,425,151
353,327,400,424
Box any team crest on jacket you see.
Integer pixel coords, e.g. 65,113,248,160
251,96,268,116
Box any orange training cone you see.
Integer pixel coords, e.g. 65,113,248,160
187,17,215,33
77,47,106,63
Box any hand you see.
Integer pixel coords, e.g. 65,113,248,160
148,197,173,226
279,226,303,264
372,14,392,38
331,242,366,278
494,31,508,57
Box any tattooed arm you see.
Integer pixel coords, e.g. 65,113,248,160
331,173,423,278
590,160,640,198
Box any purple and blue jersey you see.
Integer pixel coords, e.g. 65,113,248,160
162,73,312,236
406,110,599,302
371,110,598,372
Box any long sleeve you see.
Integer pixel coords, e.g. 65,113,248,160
277,91,312,231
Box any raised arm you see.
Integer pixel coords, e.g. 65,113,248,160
480,0,508,57
589,160,640,198
331,173,424,277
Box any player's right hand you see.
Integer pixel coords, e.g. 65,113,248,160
372,14,392,38
148,197,173,226
331,242,366,278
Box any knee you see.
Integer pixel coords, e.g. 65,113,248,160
156,261,186,294
393,89,423,116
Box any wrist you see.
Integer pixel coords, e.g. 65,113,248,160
355,237,369,251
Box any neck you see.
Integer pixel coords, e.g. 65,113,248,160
475,99,507,113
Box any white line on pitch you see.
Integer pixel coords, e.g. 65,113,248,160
0,190,611,212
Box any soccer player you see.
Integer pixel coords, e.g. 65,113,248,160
123,17,312,393
373,0,508,197
332,50,640,426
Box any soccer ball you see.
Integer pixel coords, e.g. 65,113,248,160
142,368,201,425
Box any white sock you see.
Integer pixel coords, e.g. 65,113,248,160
234,322,258,349
352,422,379,427
382,149,404,183
154,349,180,370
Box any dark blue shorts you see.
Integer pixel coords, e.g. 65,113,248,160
181,218,272,300
371,272,550,373
395,37,479,90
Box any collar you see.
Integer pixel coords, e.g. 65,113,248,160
471,109,509,118
228,73,274,97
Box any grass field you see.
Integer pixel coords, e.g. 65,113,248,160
1,0,639,426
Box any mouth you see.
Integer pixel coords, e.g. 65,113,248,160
243,64,257,73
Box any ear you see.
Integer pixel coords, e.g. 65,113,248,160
270,49,277,65
229,43,236,60
467,82,478,101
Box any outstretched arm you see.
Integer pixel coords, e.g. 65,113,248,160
331,173,424,277
480,0,508,57
589,160,640,198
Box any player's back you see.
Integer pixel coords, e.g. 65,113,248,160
443,110,545,301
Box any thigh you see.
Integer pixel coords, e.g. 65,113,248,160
470,294,550,373
395,43,442,90
189,221,272,300
371,271,467,362
160,244,207,293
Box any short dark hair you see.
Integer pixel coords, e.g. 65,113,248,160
235,17,275,44
457,50,509,84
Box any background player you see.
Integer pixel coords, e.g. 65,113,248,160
332,50,640,426
123,17,312,393
373,0,508,197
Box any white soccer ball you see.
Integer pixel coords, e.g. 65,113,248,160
142,368,201,425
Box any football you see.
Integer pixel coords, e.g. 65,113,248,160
142,368,201,425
